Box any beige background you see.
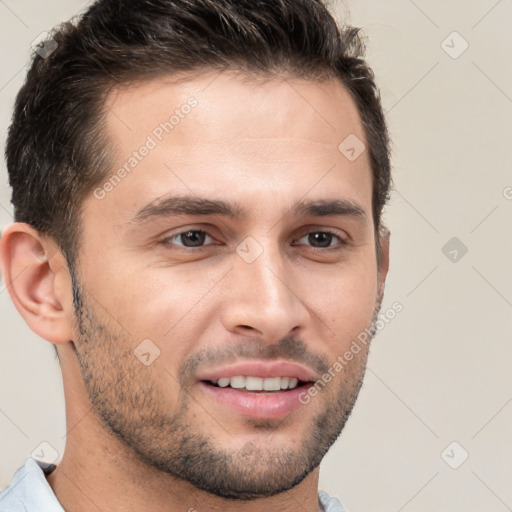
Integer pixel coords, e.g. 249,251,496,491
1,1,511,511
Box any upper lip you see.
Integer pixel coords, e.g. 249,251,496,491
196,360,318,382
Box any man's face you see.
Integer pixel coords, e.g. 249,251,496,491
71,71,386,499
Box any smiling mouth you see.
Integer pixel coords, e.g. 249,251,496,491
204,376,312,392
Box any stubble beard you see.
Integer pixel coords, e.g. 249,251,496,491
70,274,382,500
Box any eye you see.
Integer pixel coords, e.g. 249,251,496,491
160,228,347,251
162,230,214,248
294,230,346,249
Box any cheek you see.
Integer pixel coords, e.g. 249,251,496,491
86,262,220,356
302,260,378,347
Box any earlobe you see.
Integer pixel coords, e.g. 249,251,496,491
0,223,74,345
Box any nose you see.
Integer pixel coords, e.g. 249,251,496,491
219,239,310,343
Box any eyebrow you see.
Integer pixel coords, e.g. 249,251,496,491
129,194,367,224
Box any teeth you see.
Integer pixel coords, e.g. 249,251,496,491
263,377,280,391
217,378,231,388
211,376,302,391
230,376,245,389
246,376,263,390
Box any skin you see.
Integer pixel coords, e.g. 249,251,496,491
0,70,389,512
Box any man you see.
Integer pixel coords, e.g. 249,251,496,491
0,0,391,510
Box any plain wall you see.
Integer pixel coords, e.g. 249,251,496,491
1,1,511,511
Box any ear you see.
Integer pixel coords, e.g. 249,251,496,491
0,223,74,345
377,226,390,302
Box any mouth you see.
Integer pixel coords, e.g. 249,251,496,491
196,361,317,419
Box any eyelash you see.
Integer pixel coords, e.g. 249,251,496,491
160,228,348,251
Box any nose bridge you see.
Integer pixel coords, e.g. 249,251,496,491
242,239,286,307
223,235,308,339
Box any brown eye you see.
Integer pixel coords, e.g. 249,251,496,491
163,230,213,248
295,231,345,249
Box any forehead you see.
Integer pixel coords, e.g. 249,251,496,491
89,70,372,226
103,70,365,151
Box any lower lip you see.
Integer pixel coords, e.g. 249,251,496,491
198,382,309,419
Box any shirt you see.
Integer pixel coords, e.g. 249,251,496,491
0,457,347,511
